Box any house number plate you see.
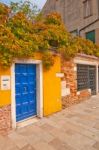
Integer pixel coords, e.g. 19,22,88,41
1,76,11,90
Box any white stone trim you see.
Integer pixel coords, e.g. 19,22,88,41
74,58,98,66
77,91,80,95
11,59,43,129
11,64,16,128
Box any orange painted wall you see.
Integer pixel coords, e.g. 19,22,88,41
43,56,62,116
0,67,11,106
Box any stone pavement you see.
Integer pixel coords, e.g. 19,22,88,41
1,95,99,150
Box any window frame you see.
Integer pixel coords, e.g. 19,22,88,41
86,30,95,43
83,0,93,18
77,64,89,91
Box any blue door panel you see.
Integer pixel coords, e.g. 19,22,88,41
21,76,27,83
16,106,21,117
20,64,27,73
27,65,36,73
15,64,37,122
15,75,21,83
16,86,21,95
29,76,34,82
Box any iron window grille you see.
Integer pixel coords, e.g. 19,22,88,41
77,64,96,95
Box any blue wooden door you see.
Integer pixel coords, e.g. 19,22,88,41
15,64,37,122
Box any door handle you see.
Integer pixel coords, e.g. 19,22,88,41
24,87,27,92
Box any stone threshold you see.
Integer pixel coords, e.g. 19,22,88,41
16,117,40,129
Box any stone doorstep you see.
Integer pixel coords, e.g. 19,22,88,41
17,117,39,129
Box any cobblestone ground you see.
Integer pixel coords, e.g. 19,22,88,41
1,95,99,150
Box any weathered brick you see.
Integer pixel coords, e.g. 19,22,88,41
61,58,91,109
0,105,11,135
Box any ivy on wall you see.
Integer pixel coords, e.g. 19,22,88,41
0,2,99,69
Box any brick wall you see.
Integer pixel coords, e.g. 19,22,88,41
61,58,91,109
0,105,12,135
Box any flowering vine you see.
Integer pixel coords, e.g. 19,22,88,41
0,2,99,69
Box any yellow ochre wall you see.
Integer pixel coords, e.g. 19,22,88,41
0,54,62,116
0,67,11,106
43,56,62,116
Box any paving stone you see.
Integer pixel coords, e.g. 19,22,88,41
65,129,76,136
8,147,20,150
21,144,35,150
62,121,99,141
1,95,99,150
49,138,74,150
81,146,97,150
8,132,28,149
40,123,55,131
33,141,55,150
27,130,54,144
17,125,43,136
93,141,99,149
84,109,93,113
0,136,16,150
94,122,99,130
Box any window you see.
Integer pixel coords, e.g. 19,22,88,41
77,64,96,95
77,65,89,91
83,0,92,18
86,30,95,43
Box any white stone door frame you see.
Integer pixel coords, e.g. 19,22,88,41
11,59,43,129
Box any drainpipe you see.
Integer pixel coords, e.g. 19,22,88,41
55,0,58,11
54,0,56,10
63,0,66,24
78,27,80,36
96,64,99,94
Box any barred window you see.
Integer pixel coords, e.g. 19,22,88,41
77,64,96,95
77,64,89,90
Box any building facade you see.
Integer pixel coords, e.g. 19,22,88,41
43,0,99,44
1,51,99,135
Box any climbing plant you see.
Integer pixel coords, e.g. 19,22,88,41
0,2,99,69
